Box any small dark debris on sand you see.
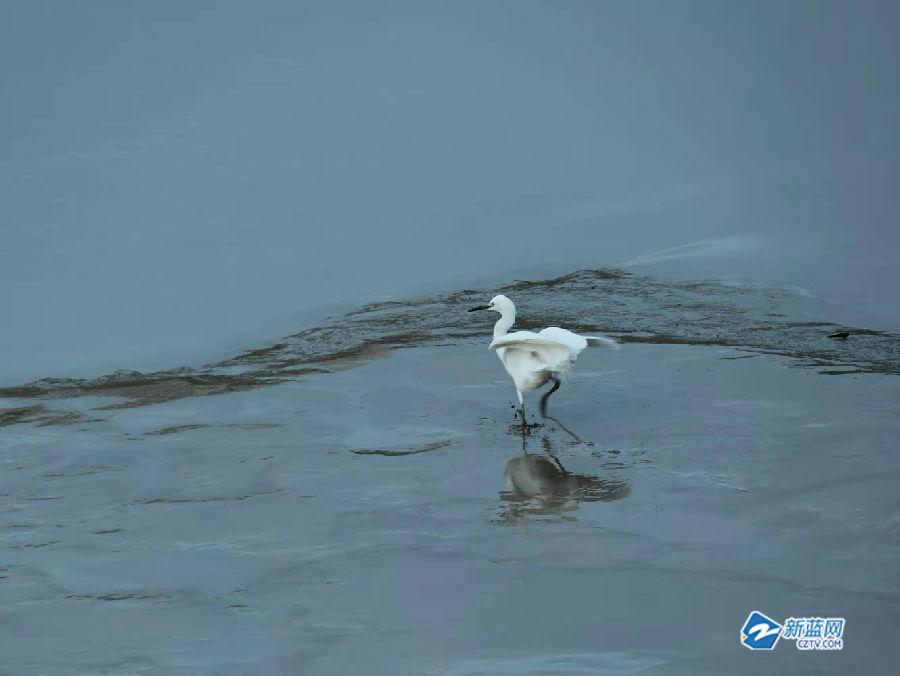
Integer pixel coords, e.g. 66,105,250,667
144,423,214,436
350,439,452,457
0,405,98,429
133,489,285,505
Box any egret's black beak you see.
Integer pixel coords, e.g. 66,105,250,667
468,305,490,312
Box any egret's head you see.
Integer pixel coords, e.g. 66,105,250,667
468,294,514,315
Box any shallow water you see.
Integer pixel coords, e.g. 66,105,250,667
2,271,898,674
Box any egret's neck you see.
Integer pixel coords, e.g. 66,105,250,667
493,308,515,337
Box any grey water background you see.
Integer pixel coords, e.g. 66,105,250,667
2,2,900,675
2,0,898,384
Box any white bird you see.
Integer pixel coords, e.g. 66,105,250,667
468,294,618,423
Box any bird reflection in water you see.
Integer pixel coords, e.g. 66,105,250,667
497,434,630,525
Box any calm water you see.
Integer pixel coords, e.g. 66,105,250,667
2,1,898,385
2,2,899,674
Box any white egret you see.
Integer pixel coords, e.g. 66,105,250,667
469,294,618,423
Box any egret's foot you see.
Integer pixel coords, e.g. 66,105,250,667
509,420,543,434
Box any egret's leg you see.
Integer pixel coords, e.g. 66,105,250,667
540,377,561,418
515,389,527,430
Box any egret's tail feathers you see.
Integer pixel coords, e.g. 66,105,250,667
586,335,619,349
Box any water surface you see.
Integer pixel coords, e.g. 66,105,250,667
2,271,898,674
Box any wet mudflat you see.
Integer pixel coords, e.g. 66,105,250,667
1,272,898,674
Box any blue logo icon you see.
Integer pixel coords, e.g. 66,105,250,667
741,611,783,650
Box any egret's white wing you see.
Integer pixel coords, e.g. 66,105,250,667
488,330,541,347
538,326,619,354
489,332,571,371
538,327,588,358
585,335,619,349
